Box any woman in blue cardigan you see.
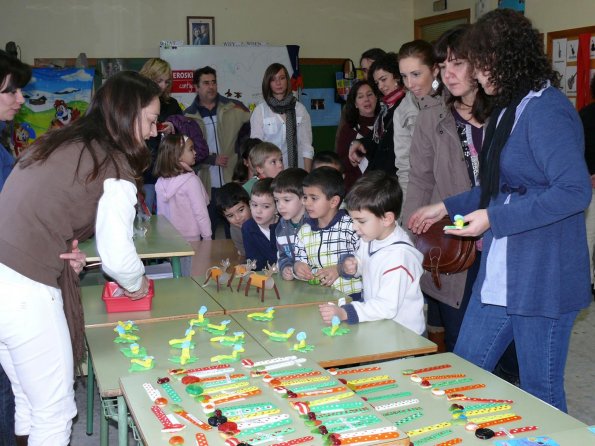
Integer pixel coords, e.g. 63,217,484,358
408,9,591,412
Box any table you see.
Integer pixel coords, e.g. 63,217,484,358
82,277,224,328
80,216,195,278
232,305,437,368
339,353,587,445
198,274,354,314
189,239,242,277
86,317,272,446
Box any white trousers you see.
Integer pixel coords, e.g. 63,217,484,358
585,188,595,283
0,263,77,445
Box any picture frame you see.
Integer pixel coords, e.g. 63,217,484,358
187,16,215,45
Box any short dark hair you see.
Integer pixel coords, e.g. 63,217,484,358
368,52,401,88
193,66,217,85
0,52,31,93
345,170,403,219
360,48,387,66
232,137,262,183
302,167,345,201
216,182,250,212
271,167,308,197
262,63,291,100
251,177,274,198
312,151,344,174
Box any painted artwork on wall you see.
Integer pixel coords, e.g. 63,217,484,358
498,0,525,14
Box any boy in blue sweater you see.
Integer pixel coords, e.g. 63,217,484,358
242,178,278,270
271,168,308,280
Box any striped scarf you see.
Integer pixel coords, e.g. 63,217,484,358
267,95,298,167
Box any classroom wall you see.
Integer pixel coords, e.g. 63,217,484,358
0,0,413,65
413,0,595,35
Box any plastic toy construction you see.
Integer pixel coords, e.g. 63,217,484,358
291,331,314,352
204,319,231,335
120,342,147,358
244,264,280,302
113,325,140,343
247,306,275,321
129,355,155,372
169,326,196,349
322,315,351,337
190,305,210,327
444,214,467,230
210,344,245,364
117,320,138,333
210,331,245,346
228,259,257,291
262,328,295,342
204,258,231,292
170,340,198,365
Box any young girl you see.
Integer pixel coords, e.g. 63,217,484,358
155,134,212,276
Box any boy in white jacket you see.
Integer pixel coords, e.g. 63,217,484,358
319,171,425,334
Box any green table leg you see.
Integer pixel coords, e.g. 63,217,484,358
117,395,128,446
100,403,108,446
86,354,95,435
171,257,182,278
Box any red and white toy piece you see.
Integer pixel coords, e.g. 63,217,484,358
150,406,186,433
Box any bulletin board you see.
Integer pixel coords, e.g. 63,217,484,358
299,58,345,152
547,26,595,109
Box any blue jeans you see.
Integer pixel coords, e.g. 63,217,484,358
0,364,16,445
454,292,578,412
142,184,156,214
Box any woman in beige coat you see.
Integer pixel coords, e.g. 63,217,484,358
401,26,491,351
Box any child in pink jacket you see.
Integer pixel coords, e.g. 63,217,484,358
155,134,212,276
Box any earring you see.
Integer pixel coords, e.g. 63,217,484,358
431,78,440,91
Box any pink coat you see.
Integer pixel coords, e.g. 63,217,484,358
156,172,212,241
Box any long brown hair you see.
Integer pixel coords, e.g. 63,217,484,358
262,63,291,100
19,71,160,186
154,134,186,178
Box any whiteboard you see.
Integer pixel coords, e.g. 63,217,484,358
160,45,294,110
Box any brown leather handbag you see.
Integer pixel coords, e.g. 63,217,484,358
414,216,476,289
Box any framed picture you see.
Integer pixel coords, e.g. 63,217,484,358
187,16,215,45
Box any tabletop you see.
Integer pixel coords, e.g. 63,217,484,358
79,215,195,262
231,305,437,368
86,317,271,398
82,277,224,328
198,274,354,314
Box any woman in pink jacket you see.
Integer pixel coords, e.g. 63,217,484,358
155,134,212,276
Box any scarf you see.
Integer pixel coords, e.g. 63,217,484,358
267,95,298,168
373,88,405,143
479,91,528,208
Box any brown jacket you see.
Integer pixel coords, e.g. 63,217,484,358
401,95,477,308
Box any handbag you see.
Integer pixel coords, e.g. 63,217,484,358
414,216,476,289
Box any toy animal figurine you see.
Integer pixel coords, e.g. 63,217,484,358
210,344,245,364
117,320,138,333
189,305,209,327
262,327,295,342
210,331,245,346
203,258,231,292
247,306,275,321
129,355,155,372
204,320,231,335
292,331,314,352
228,259,257,291
169,326,196,349
113,325,139,343
244,264,281,302
177,340,197,365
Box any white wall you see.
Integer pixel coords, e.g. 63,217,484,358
0,0,413,65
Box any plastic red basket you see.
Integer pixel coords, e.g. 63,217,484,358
102,279,154,313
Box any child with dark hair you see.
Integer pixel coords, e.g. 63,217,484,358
242,178,279,270
319,171,424,333
232,137,262,184
216,183,251,257
294,167,362,299
272,168,308,280
312,150,344,173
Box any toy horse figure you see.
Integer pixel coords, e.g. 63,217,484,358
204,259,231,292
244,264,280,303
228,259,258,291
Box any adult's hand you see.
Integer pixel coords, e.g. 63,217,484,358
408,202,447,234
215,155,229,167
315,266,339,287
444,209,490,237
348,141,366,166
59,239,87,274
124,276,151,300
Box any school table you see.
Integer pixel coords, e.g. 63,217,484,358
119,359,410,446
189,239,242,277
231,305,437,368
197,274,355,314
82,277,224,328
85,317,272,446
336,352,588,445
79,215,195,278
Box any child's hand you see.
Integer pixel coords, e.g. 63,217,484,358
282,266,294,281
342,257,357,276
319,303,347,324
315,266,339,287
294,262,313,280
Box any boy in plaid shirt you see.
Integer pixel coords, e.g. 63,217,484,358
294,167,362,300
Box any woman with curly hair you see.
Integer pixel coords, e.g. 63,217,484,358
408,9,591,411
